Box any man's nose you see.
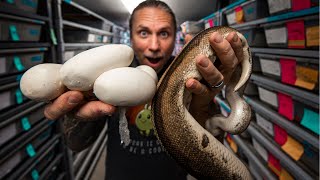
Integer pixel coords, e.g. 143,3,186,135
149,35,160,52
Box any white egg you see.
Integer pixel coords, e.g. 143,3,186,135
60,44,134,91
20,63,66,101
136,65,158,84
94,67,156,106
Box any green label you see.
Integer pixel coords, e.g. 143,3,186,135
64,0,72,4
31,169,39,180
301,108,319,135
22,0,37,8
26,144,36,157
50,28,57,45
6,0,14,4
9,25,20,41
21,117,31,131
246,7,254,14
15,89,23,104
16,74,23,81
13,56,25,71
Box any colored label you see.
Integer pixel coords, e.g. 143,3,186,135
295,64,318,90
26,144,36,157
9,25,20,41
306,26,319,47
208,19,213,27
280,58,296,85
50,28,57,45
15,89,23,104
268,153,281,176
31,169,39,180
29,29,39,36
281,136,304,161
292,0,311,11
13,56,25,71
6,0,14,4
31,55,42,62
274,124,288,146
22,0,37,8
278,92,294,120
16,74,23,81
235,6,244,24
287,20,305,48
21,117,31,131
301,108,319,135
246,7,254,15
279,169,294,180
64,0,72,3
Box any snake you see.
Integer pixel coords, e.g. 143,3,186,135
151,26,252,179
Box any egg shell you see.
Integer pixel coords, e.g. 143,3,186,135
60,44,134,91
20,63,66,101
94,67,156,106
136,65,158,84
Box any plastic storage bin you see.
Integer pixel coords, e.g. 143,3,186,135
0,52,44,76
242,0,269,22
238,26,267,47
0,0,39,14
0,85,27,112
0,18,42,42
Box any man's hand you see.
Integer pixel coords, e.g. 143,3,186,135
44,90,116,120
185,32,244,125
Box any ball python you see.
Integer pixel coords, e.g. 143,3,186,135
151,26,252,179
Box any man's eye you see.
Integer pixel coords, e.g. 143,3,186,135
160,32,168,38
140,31,148,37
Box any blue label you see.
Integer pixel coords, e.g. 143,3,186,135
300,108,319,135
16,74,23,81
29,29,39,36
13,56,25,71
31,169,39,180
9,25,20,41
21,117,31,131
64,0,72,4
15,89,23,104
220,102,231,113
26,144,36,157
22,0,37,8
246,7,254,15
39,47,46,51
31,55,42,62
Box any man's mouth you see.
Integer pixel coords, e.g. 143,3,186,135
146,57,162,64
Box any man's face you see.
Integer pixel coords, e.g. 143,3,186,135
131,7,175,73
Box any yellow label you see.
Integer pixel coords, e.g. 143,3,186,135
295,79,316,90
235,10,244,24
288,40,305,47
296,65,318,83
281,136,304,161
280,169,294,180
306,26,319,47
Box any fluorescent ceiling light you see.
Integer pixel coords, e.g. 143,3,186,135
121,0,145,14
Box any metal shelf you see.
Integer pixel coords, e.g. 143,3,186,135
39,154,63,179
244,96,319,149
6,135,60,180
232,135,277,180
231,6,319,29
0,81,19,92
0,101,38,121
254,53,319,64
61,0,114,26
251,48,319,58
0,119,51,164
63,20,114,36
0,47,48,54
247,123,314,180
0,102,45,128
64,43,105,49
250,74,319,109
0,2,49,22
0,43,51,49
0,13,46,24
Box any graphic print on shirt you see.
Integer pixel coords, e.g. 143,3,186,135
123,103,165,155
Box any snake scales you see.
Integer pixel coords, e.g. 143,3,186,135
151,26,252,179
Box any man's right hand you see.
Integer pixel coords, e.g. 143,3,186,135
44,91,116,120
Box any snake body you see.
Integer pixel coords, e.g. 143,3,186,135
151,26,252,179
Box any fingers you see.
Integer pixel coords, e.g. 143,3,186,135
195,55,224,88
209,32,239,71
186,78,208,96
225,32,244,63
75,101,116,120
44,91,84,120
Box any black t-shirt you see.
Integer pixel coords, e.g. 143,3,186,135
105,56,188,180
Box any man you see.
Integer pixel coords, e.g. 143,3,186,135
44,1,244,179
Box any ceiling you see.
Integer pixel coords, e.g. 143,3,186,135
73,0,219,29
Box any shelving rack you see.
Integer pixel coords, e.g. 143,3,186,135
198,0,319,179
0,0,71,179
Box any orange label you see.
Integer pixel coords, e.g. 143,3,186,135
281,136,304,161
295,79,316,90
280,169,294,180
288,39,305,47
230,141,238,153
306,26,319,47
235,6,244,24
295,65,318,90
